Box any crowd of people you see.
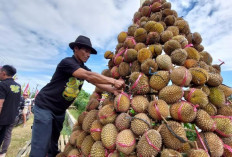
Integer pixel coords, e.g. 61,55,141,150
0,35,125,157
0,65,33,157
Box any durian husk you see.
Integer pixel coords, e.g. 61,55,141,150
133,11,142,23
219,84,232,98
90,141,106,157
172,35,188,49
149,12,162,22
171,48,188,66
187,149,209,157
166,26,179,36
207,73,223,87
156,54,173,71
184,59,198,69
119,62,130,77
137,129,162,157
148,99,170,120
174,20,190,35
158,85,183,104
101,123,118,150
222,137,232,157
164,39,182,56
189,67,209,86
90,120,102,141
149,71,170,91
195,109,216,131
161,149,182,157
134,42,146,52
184,88,209,108
98,104,116,125
199,51,213,65
194,44,204,52
148,44,162,57
124,36,137,49
185,47,200,61
134,28,147,43
192,32,202,45
209,87,226,108
164,15,176,26
116,129,136,155
170,101,197,123
131,95,149,113
86,98,99,111
141,58,158,75
170,66,192,87
131,113,151,135
146,31,160,44
160,30,173,43
114,93,130,112
212,115,232,137
81,135,95,156
115,113,131,131
218,105,232,116
131,60,141,73
117,31,128,43
82,110,98,133
160,121,188,150
111,66,120,79
123,49,138,63
128,24,138,36
104,51,114,59
137,48,153,63
201,103,217,116
196,132,224,157
129,72,150,95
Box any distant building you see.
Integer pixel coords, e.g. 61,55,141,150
140,0,146,6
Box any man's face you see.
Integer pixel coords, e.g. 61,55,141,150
74,47,91,63
0,69,5,81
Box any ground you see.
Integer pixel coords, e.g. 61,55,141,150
5,115,33,157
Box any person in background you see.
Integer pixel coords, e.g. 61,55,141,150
0,65,21,157
22,93,32,127
29,35,125,157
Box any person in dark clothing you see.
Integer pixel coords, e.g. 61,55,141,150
0,65,21,157
30,35,125,157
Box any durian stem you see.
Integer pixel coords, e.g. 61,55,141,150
194,141,199,150
157,125,163,132
161,116,168,124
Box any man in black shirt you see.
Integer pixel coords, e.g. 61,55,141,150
30,35,125,157
0,65,21,156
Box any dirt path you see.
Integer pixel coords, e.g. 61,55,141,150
5,114,34,157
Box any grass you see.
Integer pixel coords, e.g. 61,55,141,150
68,109,80,120
60,114,72,135
6,114,33,157
5,110,79,156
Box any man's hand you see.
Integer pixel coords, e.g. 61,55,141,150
113,89,123,96
114,79,125,89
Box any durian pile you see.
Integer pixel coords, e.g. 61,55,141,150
57,0,232,156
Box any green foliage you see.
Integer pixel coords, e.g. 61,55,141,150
73,89,90,112
61,114,72,135
184,123,197,141
69,109,81,120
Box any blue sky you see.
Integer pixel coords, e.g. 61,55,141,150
0,0,232,94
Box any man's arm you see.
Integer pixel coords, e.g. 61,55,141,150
95,84,122,96
72,68,124,89
0,99,5,114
